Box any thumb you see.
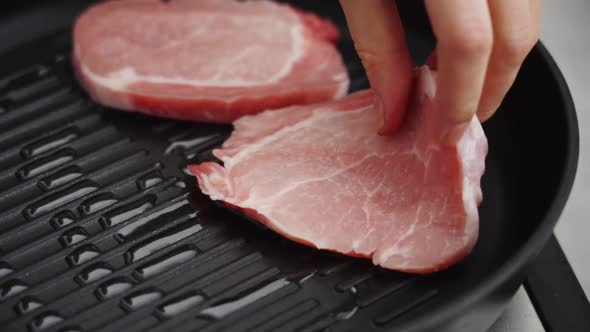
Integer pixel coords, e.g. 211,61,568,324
340,0,414,135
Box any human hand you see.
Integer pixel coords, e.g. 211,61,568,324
340,0,540,142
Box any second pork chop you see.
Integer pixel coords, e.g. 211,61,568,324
190,67,488,273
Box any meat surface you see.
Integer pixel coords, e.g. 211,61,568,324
190,68,488,273
73,0,349,123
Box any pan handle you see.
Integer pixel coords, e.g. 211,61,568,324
524,234,590,332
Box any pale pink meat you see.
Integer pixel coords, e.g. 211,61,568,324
190,68,488,273
73,0,349,123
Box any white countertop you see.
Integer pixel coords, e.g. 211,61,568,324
490,1,589,331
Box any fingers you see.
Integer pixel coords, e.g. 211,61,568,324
477,0,540,122
342,0,539,140
340,0,414,135
424,0,493,143
529,0,542,39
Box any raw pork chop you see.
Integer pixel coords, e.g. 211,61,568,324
73,0,349,123
190,68,488,273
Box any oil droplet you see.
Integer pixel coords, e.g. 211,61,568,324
336,306,358,320
30,312,63,331
199,278,291,319
136,170,164,190
16,296,43,315
25,181,98,219
0,262,13,278
39,166,83,191
135,248,197,279
66,244,100,267
121,289,162,311
164,133,221,155
0,280,28,300
157,293,204,318
296,272,315,284
22,128,78,158
96,278,134,300
50,210,77,229
181,166,192,175
116,199,189,241
126,223,203,263
76,263,113,285
17,149,76,179
59,227,88,248
79,193,118,216
100,197,154,229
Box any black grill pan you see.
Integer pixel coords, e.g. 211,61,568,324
0,1,584,332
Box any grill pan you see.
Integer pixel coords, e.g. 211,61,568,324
0,1,584,331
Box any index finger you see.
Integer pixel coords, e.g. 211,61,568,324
340,0,413,135
424,0,493,143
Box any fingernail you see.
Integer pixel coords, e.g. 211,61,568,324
442,122,470,146
477,108,497,123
